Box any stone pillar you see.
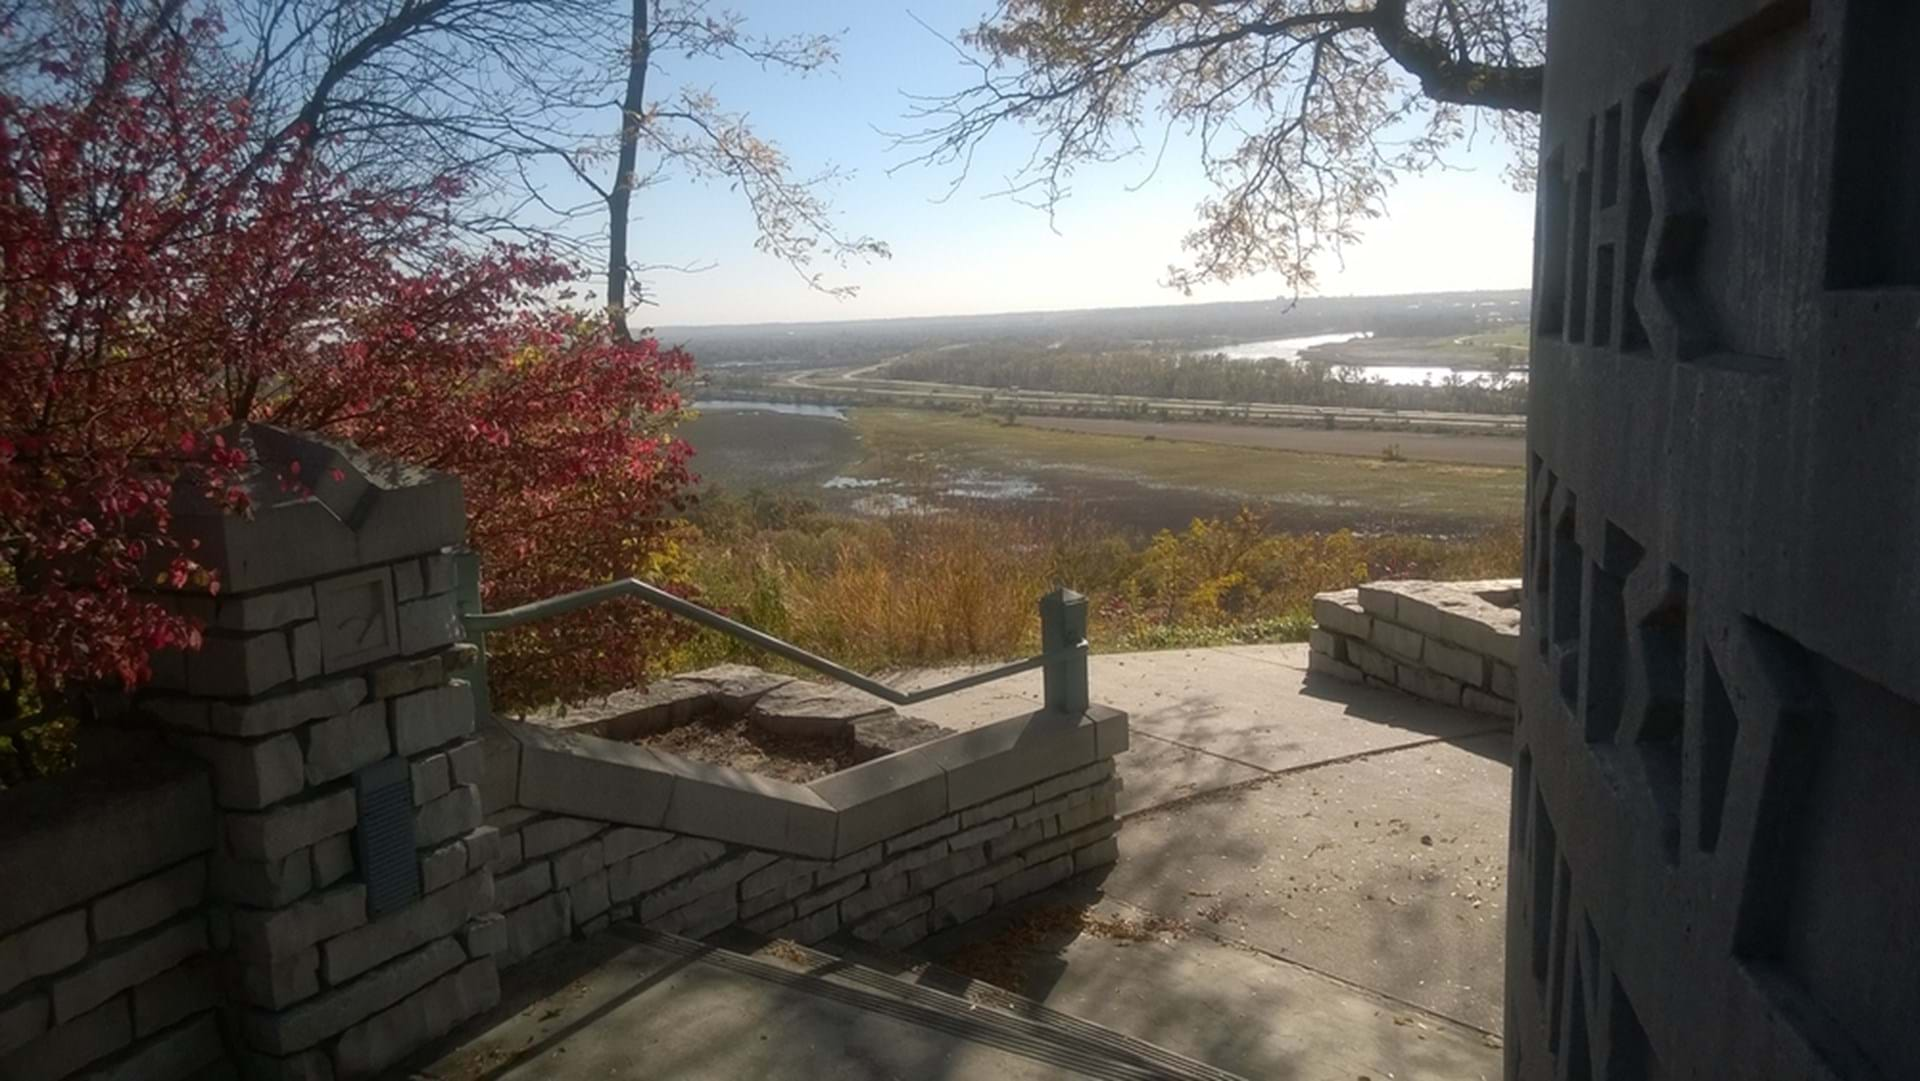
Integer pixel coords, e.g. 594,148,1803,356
140,427,501,1079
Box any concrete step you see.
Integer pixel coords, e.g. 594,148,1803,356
414,923,1246,1080
641,926,1247,1081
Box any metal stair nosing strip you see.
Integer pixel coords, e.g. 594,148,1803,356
619,926,1248,1081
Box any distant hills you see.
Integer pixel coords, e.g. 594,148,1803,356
651,289,1531,369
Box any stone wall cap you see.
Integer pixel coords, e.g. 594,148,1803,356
499,704,1127,858
166,425,465,594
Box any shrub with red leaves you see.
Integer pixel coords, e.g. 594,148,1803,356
0,5,693,732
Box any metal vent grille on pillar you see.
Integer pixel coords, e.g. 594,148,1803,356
353,757,421,916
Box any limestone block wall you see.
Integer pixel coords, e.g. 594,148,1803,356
1309,579,1521,719
476,705,1129,965
129,431,498,1081
0,742,225,1081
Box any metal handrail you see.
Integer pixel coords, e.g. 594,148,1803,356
452,550,1091,720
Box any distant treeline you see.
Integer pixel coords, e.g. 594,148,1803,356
880,345,1528,415
660,289,1527,370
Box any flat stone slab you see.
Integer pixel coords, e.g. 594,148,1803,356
674,665,794,716
519,679,715,739
848,714,951,755
747,682,894,738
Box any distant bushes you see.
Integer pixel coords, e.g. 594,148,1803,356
667,493,1522,672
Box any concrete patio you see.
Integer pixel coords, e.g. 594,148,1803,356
412,643,1513,1080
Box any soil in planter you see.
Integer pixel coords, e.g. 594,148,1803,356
632,714,887,783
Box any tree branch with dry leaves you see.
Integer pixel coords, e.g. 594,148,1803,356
894,0,1543,292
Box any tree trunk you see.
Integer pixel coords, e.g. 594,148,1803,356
606,0,650,341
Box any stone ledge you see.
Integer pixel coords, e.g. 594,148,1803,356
1312,578,1519,721
495,704,1128,860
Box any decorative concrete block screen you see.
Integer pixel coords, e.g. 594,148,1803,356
1309,579,1520,719
0,740,223,1081
475,695,1129,963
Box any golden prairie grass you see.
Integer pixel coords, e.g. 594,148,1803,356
669,497,1521,674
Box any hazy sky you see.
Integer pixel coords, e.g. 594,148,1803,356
601,1,1536,327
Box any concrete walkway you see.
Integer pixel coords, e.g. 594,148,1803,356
888,643,1512,1076
418,643,1512,1080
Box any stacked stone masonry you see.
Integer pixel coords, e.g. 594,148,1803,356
1309,579,1521,720
0,749,224,1081
0,430,1130,1081
479,758,1122,965
101,427,492,1081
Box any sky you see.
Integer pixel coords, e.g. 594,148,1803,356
574,0,1537,327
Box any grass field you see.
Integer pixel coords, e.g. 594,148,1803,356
848,408,1524,531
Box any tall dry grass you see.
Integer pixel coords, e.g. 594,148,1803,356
668,494,1522,677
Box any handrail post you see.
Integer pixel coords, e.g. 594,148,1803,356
1040,587,1089,716
453,548,493,723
